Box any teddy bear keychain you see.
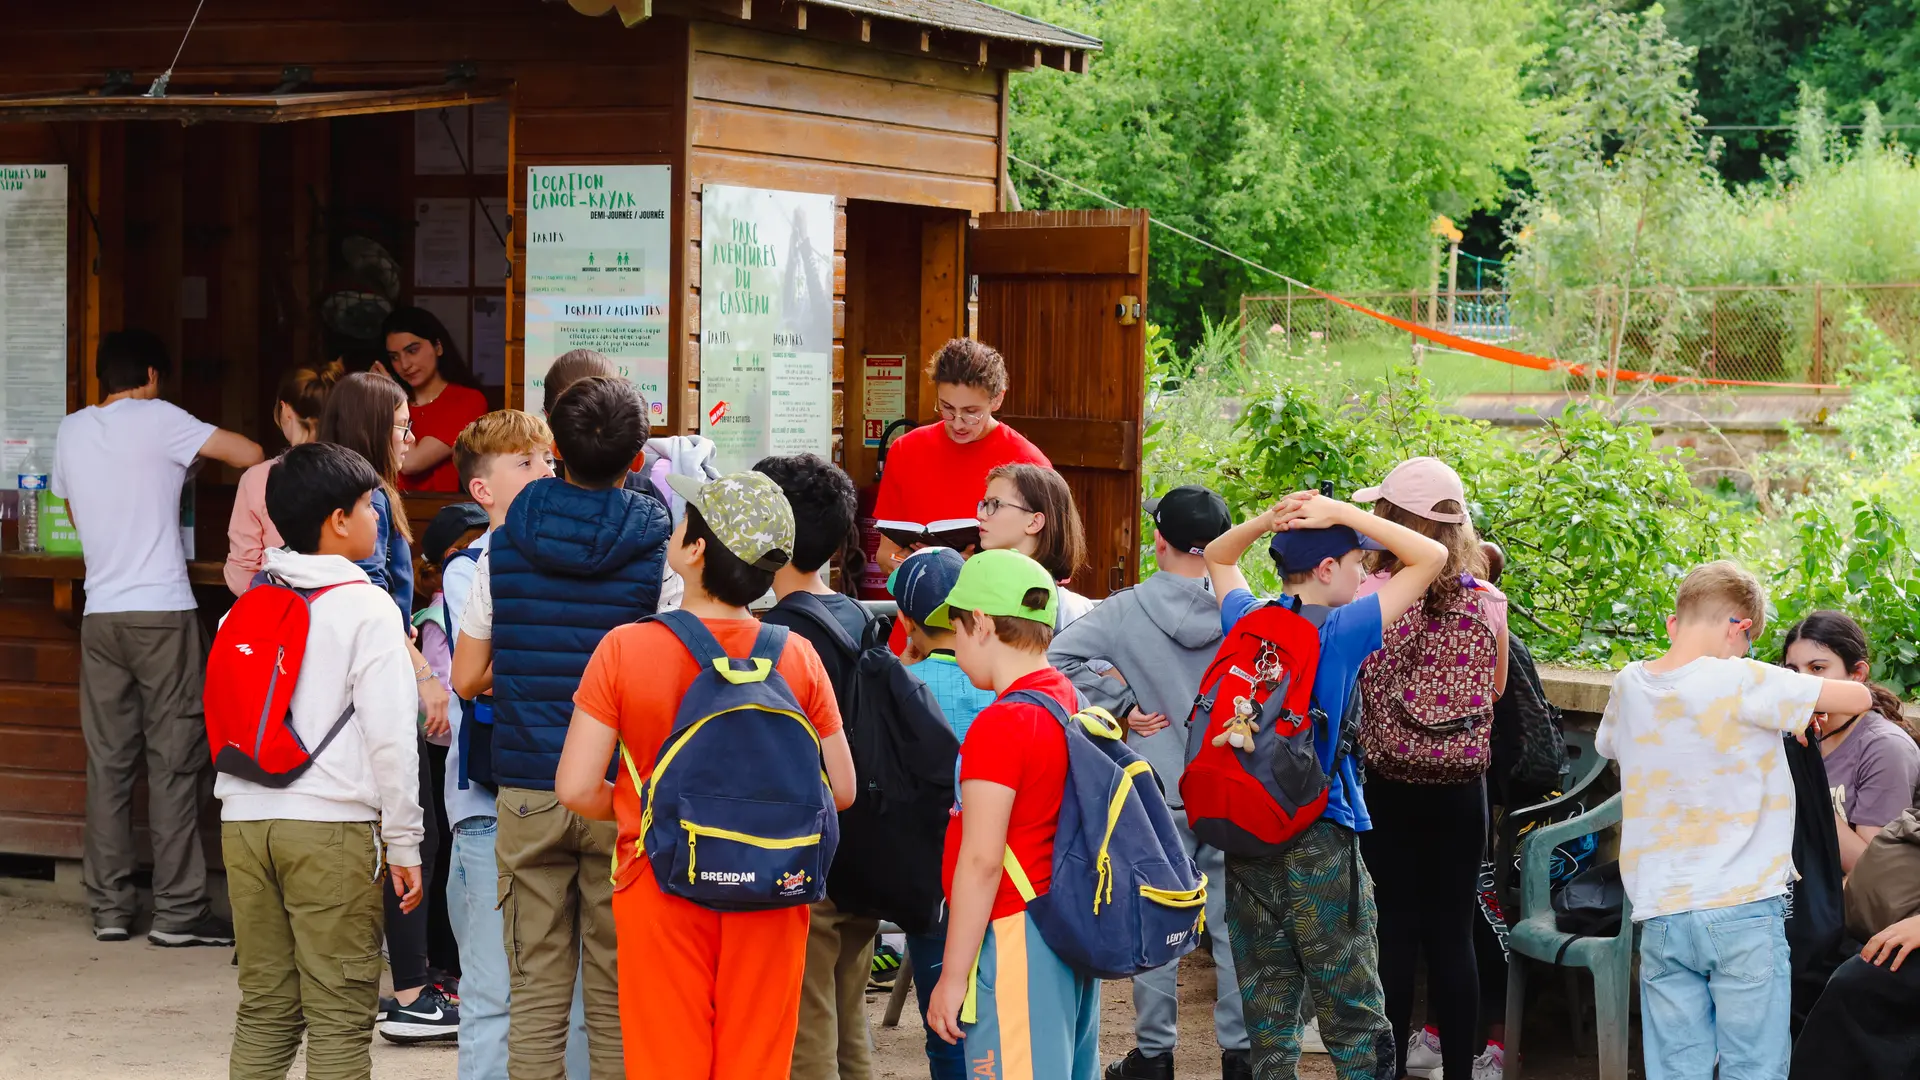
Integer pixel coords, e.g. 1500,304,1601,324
1213,694,1260,752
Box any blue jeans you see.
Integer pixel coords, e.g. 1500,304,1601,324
448,817,590,1080
1639,895,1791,1080
906,929,967,1080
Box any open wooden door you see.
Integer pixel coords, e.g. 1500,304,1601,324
972,209,1148,598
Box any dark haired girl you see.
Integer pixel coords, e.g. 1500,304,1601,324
382,306,488,493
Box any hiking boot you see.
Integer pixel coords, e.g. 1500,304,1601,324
93,924,130,942
1405,1026,1444,1079
1104,1048,1174,1080
149,914,235,948
868,940,902,992
378,984,460,1044
1222,1049,1253,1080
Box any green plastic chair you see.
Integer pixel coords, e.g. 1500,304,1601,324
1503,792,1633,1080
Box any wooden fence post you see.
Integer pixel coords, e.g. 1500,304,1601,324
1812,283,1825,389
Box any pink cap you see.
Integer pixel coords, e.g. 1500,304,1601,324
1351,457,1468,523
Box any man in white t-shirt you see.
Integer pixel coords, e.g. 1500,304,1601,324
51,330,263,947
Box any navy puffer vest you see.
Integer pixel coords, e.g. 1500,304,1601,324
490,478,671,790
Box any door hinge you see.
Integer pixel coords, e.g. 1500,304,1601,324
1115,296,1141,325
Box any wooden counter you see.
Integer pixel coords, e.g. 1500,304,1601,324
0,553,227,624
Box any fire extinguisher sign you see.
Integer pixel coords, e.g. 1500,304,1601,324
862,354,906,447
708,400,729,426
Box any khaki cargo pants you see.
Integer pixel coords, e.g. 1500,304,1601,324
224,819,386,1080
790,898,881,1080
496,786,623,1080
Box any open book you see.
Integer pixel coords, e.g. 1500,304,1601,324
875,518,981,554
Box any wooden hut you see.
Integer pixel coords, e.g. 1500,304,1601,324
0,0,1149,869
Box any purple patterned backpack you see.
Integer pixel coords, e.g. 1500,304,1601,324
1358,581,1500,784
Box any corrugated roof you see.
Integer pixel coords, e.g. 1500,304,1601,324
791,0,1099,50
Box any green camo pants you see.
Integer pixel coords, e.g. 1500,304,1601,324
224,819,387,1080
1225,822,1394,1080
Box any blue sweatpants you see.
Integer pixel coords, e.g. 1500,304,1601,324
960,910,1100,1080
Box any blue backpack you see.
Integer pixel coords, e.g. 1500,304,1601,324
1001,689,1208,979
618,610,838,911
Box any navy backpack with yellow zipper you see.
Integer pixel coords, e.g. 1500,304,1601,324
618,610,838,911
1000,689,1208,980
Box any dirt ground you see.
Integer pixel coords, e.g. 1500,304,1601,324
0,895,1617,1079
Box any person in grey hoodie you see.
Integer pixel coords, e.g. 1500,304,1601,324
1048,485,1251,1080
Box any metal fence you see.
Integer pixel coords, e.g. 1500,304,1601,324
1240,283,1920,390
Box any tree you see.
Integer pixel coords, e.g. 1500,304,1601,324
1509,4,1720,387
1002,0,1535,347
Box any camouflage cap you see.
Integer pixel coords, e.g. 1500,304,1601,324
667,471,795,571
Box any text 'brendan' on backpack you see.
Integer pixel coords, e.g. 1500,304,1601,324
1358,580,1500,784
619,610,838,912
777,591,958,935
1180,596,1343,856
1002,690,1207,980
204,574,365,788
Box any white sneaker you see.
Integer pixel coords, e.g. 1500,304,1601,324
1471,1043,1504,1080
1404,1027,1445,1079
1298,1014,1328,1054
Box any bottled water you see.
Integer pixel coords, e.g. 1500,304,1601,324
17,448,48,554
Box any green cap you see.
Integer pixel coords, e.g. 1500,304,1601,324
924,548,1058,630
666,472,795,571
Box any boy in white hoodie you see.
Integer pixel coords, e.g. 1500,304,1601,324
218,441,425,1080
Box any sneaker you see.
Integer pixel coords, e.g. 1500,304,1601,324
148,915,235,948
374,996,397,1023
1221,1049,1252,1080
1104,1048,1174,1080
93,925,130,942
867,941,902,992
1405,1026,1444,1079
1471,1042,1504,1080
1299,1015,1328,1054
377,984,460,1044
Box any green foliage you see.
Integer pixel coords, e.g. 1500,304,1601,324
1001,0,1536,346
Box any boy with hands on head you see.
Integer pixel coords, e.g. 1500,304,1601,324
1598,561,1872,1080
1203,489,1449,1080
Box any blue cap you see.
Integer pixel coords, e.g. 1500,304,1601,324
1268,525,1385,575
888,546,967,627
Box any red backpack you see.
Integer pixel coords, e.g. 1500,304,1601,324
1180,597,1344,856
204,576,362,788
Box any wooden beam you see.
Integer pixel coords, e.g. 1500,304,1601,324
1050,47,1072,72
1077,50,1092,75
859,16,870,42
919,29,932,52
793,2,806,30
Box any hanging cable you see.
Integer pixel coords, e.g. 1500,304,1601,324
146,0,211,98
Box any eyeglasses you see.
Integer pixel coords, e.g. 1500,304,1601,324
977,496,1035,518
1731,616,1754,655
393,419,415,438
937,401,991,424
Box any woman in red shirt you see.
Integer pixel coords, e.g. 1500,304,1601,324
384,306,489,492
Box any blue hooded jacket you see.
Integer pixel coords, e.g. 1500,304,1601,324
489,478,672,790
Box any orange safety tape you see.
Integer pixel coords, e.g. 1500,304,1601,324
1313,291,1842,391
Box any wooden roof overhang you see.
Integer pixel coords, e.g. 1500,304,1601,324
0,77,509,124
561,0,1101,73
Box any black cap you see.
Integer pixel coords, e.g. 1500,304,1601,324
422,502,490,567
1144,485,1232,556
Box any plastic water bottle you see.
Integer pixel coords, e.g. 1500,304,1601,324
17,449,48,554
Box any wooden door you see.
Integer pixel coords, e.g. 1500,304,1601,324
972,209,1148,598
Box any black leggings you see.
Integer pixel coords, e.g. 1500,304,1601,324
384,738,444,993
1791,954,1920,1080
1360,776,1488,1080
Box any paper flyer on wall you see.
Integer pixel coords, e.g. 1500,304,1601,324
523,166,672,421
0,165,69,486
698,184,835,472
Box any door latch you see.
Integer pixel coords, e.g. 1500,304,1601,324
1115,295,1141,325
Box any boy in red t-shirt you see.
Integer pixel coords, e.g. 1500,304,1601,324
555,472,857,1080
923,549,1100,1080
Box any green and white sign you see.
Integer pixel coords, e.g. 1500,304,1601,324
699,184,835,473
524,165,672,428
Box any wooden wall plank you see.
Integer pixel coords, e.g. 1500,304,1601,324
691,148,994,213
690,101,997,178
692,53,998,136
513,107,679,157
969,223,1141,276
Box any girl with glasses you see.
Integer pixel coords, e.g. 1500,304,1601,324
975,462,1097,628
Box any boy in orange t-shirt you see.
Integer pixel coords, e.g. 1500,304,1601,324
555,472,857,1080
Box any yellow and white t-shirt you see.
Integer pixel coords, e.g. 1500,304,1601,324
1597,657,1824,921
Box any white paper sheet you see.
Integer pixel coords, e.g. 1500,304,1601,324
0,166,69,485
474,103,510,175
414,198,471,289
414,107,470,176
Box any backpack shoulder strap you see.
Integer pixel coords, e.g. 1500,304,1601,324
1002,687,1070,725
750,620,792,667
775,591,861,661
648,609,730,670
